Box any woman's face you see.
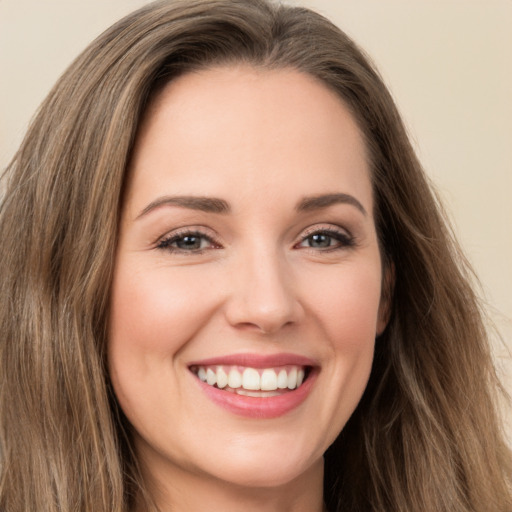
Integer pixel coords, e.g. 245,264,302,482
109,66,388,495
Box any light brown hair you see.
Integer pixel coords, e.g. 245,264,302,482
1,1,510,510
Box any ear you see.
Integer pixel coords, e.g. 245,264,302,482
376,261,395,336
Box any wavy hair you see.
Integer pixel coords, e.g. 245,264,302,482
1,1,510,510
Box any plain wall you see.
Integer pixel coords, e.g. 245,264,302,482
1,0,510,434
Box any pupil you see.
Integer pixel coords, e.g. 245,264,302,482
310,234,330,248
177,236,201,249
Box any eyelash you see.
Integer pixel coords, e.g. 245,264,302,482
156,229,220,254
156,226,355,255
296,227,355,252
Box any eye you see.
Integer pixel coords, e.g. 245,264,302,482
156,229,219,253
297,228,354,251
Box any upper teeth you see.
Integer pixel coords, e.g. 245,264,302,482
193,365,306,391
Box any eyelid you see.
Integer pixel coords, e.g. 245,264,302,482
155,226,222,252
299,223,353,241
295,223,355,250
154,223,355,254
300,223,351,238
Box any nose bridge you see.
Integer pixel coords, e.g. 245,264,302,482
225,240,301,333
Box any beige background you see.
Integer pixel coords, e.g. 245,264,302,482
1,0,510,434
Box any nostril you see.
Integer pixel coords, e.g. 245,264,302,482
232,319,295,334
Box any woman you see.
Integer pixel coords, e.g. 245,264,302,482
0,0,510,510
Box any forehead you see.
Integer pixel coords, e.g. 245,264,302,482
125,65,372,217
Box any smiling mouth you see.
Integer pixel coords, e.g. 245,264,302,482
189,365,311,397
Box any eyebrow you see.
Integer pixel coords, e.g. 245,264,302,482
136,195,230,219
136,192,366,219
296,193,367,216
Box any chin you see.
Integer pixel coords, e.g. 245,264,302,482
186,429,326,490
206,454,322,491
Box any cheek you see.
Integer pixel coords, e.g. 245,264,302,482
307,259,383,344
303,260,381,424
109,263,218,358
107,262,220,433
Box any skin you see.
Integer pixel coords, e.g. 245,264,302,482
109,66,390,512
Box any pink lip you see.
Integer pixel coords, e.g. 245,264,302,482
188,352,318,419
188,352,317,368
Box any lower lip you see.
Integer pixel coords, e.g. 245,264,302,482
194,370,317,419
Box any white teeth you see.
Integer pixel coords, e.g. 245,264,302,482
277,369,288,389
228,368,242,389
242,368,260,390
194,365,308,392
216,367,228,389
206,368,217,386
260,369,278,391
287,367,297,389
198,367,207,382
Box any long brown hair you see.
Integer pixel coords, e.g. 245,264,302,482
1,1,510,510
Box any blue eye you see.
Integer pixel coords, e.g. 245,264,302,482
157,231,217,253
299,229,354,250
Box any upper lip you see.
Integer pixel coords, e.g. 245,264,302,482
188,352,317,369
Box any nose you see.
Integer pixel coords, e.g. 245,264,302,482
224,249,303,335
